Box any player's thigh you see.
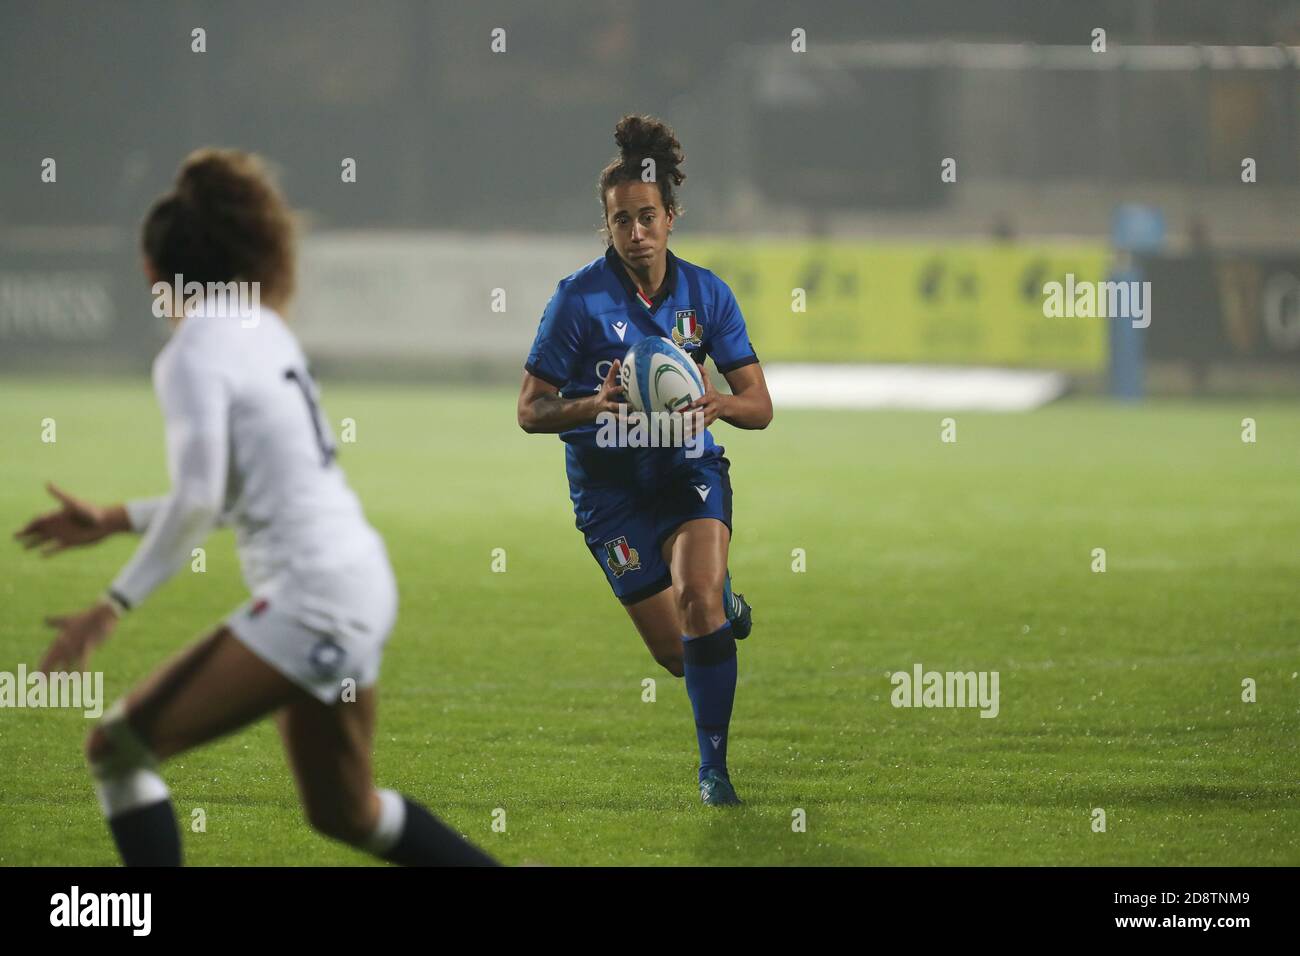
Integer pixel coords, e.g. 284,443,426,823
662,518,730,634
276,687,378,840
623,588,685,676
89,626,306,765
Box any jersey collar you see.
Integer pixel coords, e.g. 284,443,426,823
605,245,678,312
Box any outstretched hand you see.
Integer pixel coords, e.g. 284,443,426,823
14,483,123,556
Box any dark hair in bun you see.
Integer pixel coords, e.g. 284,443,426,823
142,148,296,308
599,114,685,229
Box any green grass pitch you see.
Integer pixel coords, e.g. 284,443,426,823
1,378,1297,866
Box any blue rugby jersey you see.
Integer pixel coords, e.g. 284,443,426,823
525,245,759,452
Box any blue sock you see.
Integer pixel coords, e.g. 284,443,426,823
682,622,737,782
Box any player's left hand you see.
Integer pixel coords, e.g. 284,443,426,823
682,363,729,434
38,601,118,674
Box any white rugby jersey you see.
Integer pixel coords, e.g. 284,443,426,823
109,302,380,609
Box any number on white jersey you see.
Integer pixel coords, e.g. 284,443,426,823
284,367,337,466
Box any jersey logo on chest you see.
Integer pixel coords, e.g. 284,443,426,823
672,310,702,348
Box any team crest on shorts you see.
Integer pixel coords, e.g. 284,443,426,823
604,536,641,578
309,636,346,677
672,310,703,348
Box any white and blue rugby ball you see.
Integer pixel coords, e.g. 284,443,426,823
622,336,704,414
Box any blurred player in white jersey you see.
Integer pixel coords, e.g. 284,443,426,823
15,149,495,866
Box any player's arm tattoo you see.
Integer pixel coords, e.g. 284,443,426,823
517,373,604,433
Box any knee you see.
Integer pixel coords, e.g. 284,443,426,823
85,700,156,777
676,581,723,633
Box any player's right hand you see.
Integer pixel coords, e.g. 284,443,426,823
593,358,626,417
14,482,123,556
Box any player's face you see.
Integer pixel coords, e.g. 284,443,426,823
604,181,673,271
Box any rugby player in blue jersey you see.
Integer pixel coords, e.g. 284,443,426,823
516,116,773,805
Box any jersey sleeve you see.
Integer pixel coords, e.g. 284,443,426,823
707,279,759,373
524,282,585,389
108,349,230,609
124,495,230,532
124,496,165,532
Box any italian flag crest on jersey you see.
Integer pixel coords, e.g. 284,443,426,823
672,310,702,347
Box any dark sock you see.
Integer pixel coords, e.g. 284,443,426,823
682,621,738,782
380,796,499,867
107,800,182,866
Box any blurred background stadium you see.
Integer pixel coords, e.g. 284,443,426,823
3,0,1298,397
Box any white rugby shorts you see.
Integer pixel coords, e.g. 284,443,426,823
226,537,398,705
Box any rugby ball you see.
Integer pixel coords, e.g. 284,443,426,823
622,336,704,414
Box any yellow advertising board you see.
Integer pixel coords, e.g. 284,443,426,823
674,240,1110,370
